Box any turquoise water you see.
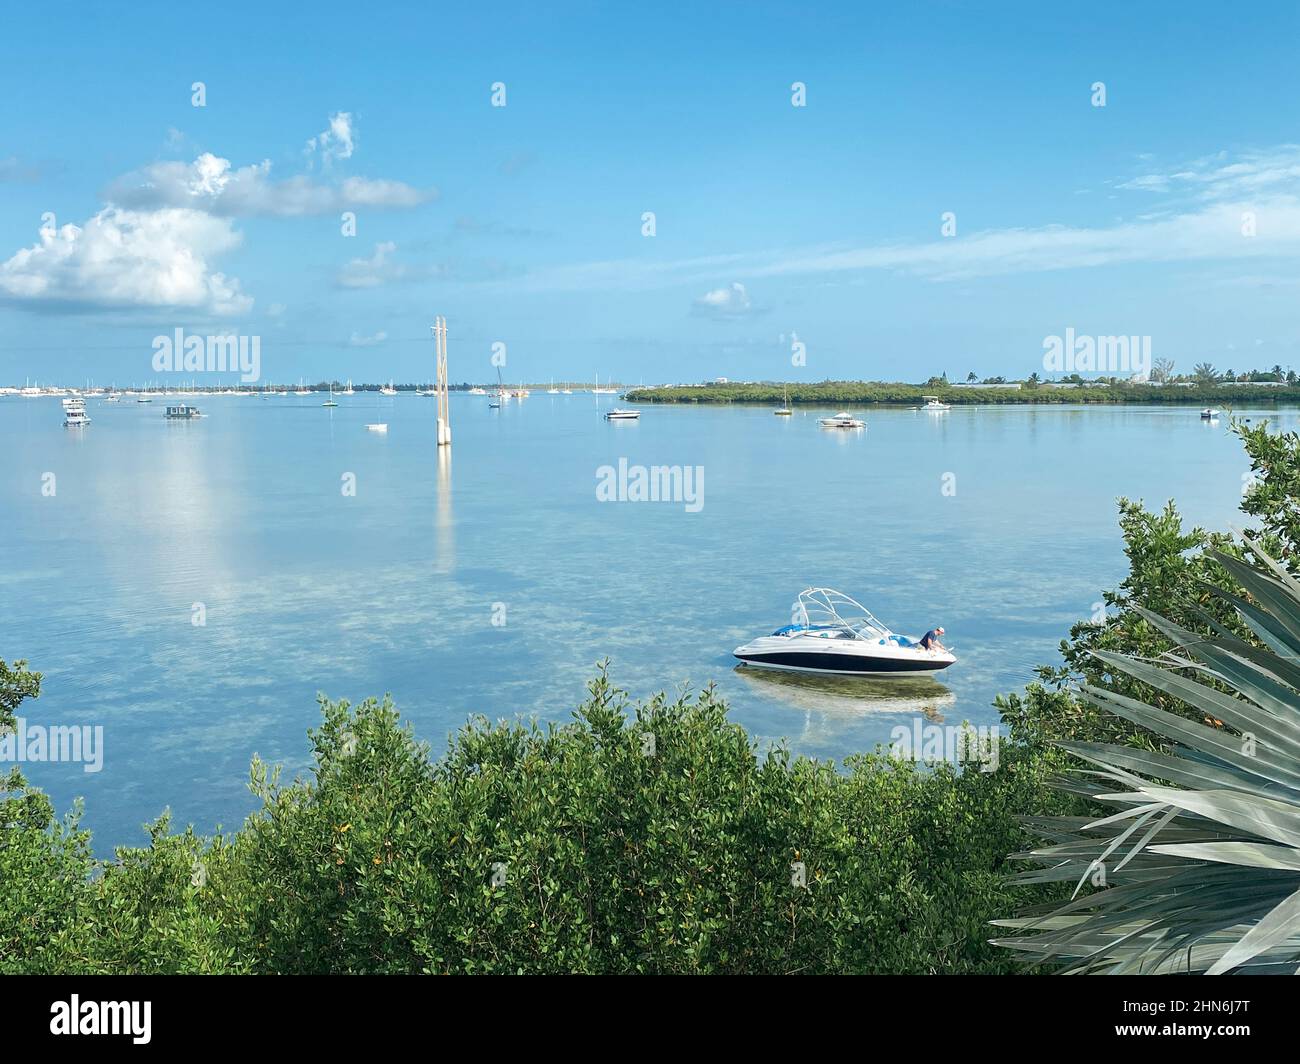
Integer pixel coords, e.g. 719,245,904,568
0,393,1279,852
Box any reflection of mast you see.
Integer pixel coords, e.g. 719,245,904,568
432,316,451,446
435,444,453,572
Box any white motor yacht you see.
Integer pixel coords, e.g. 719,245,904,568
62,397,91,427
604,408,640,420
818,411,864,429
733,588,955,676
1201,408,1220,419
921,395,951,411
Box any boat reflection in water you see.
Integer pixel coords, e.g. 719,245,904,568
733,665,957,747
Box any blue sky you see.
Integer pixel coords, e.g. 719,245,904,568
3,1,1300,386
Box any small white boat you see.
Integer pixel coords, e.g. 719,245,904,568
605,408,640,420
62,397,91,427
775,384,793,415
921,395,951,411
366,423,388,433
469,387,488,395
734,588,956,677
592,372,618,394
1201,408,1220,419
103,392,120,403
136,396,153,404
343,380,355,396
323,383,338,407
380,380,397,397
818,411,864,429
547,379,560,394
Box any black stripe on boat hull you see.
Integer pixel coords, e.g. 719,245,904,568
734,652,951,675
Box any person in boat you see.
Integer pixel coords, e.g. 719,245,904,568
919,626,945,652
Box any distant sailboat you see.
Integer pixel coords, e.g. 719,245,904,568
775,384,793,416
343,379,355,396
380,379,397,396
323,383,339,407
592,372,618,394
547,378,560,394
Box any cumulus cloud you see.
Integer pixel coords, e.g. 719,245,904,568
107,153,436,217
0,114,435,316
0,207,251,314
337,241,404,288
693,282,756,319
349,329,388,347
306,112,355,166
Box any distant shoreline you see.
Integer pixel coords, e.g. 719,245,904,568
621,382,1300,406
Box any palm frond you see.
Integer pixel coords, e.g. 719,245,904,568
1000,538,1300,973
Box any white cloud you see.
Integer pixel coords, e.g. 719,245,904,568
0,207,251,314
306,112,355,166
464,145,1300,296
349,329,387,346
693,282,755,318
337,241,404,288
1116,146,1300,202
494,164,1300,296
107,153,436,217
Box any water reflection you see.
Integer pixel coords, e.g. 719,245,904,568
435,445,453,572
733,665,957,747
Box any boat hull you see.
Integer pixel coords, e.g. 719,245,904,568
733,635,954,676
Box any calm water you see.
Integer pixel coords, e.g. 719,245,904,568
0,393,1279,853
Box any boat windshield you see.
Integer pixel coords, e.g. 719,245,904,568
780,587,893,640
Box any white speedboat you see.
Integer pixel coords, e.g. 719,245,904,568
366,423,388,433
921,395,951,411
818,411,864,429
733,588,955,676
1201,408,1220,419
605,408,640,420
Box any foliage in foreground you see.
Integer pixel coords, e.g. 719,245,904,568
997,539,1300,973
0,664,1059,974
